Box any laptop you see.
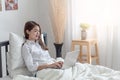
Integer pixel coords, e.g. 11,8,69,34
61,50,80,69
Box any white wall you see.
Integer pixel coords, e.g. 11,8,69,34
0,0,40,41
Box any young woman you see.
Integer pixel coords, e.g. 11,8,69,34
22,21,63,75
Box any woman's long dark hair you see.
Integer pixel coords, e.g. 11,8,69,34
24,21,48,50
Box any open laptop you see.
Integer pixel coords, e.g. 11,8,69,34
61,50,80,69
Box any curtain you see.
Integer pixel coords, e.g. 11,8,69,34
66,0,120,70
63,0,72,57
96,25,120,70
49,0,67,44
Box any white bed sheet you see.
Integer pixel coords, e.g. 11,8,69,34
36,63,120,80
12,63,120,80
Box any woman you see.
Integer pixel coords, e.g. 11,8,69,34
22,21,63,75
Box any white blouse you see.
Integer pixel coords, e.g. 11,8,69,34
21,40,55,73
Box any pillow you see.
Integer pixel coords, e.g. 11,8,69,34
8,32,32,78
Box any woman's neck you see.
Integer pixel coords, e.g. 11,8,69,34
27,39,36,42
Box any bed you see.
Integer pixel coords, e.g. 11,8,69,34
1,33,120,80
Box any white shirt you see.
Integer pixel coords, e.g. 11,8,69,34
22,40,55,73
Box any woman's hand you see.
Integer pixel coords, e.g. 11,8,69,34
37,61,64,70
49,61,63,69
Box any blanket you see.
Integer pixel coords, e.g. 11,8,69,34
13,63,120,80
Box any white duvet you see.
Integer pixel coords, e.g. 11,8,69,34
13,63,120,80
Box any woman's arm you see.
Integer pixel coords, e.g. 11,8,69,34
22,45,39,72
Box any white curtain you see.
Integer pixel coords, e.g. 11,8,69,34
49,0,67,44
65,0,120,70
96,25,120,70
63,0,72,58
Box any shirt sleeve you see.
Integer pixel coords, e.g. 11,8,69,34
21,45,39,72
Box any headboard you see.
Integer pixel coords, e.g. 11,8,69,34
0,33,47,77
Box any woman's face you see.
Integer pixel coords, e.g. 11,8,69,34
27,26,40,41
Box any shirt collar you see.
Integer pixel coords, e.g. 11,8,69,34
26,39,38,44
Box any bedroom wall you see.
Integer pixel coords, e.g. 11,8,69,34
0,0,40,41
0,0,40,77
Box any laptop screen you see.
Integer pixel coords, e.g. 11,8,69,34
62,50,80,69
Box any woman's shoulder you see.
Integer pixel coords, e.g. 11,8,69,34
22,42,32,53
22,42,29,49
22,40,31,48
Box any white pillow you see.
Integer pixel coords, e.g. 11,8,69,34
8,32,32,78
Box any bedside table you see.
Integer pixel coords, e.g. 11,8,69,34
71,39,99,64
